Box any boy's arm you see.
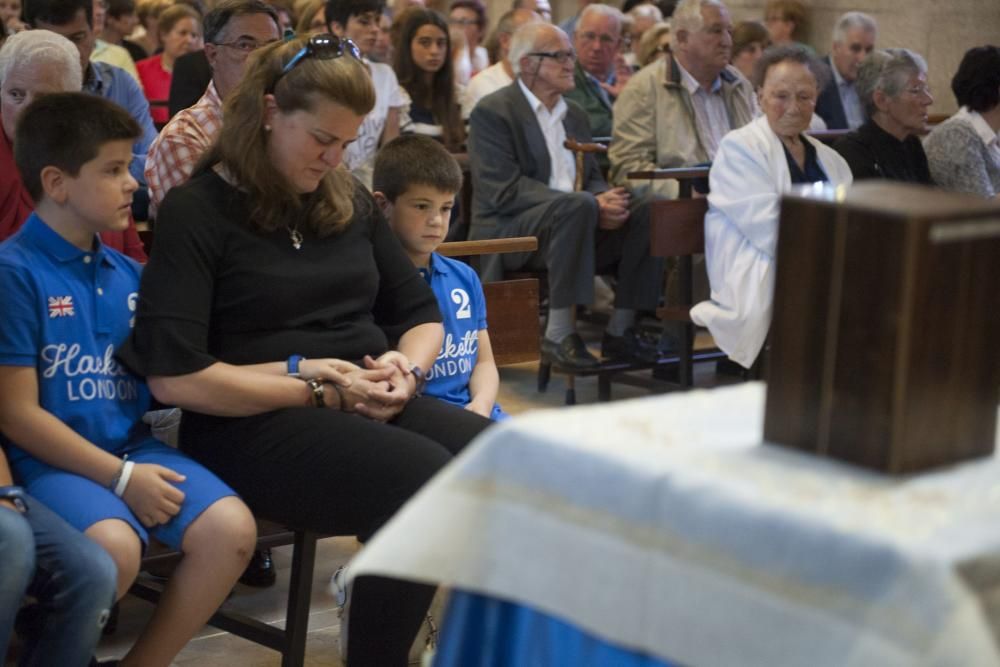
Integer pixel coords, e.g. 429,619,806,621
466,329,499,419
0,366,185,526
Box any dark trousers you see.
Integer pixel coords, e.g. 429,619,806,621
180,397,492,666
483,191,663,311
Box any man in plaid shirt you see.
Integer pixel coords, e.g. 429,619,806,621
145,0,280,218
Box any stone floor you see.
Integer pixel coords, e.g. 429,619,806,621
97,328,736,666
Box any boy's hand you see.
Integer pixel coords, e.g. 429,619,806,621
0,499,23,513
122,463,186,527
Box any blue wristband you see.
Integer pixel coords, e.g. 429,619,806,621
287,354,305,378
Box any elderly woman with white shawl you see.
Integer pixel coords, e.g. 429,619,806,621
691,45,852,369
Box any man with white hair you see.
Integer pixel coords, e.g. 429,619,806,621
468,22,663,368
1,29,81,239
0,28,145,260
564,3,627,141
815,11,877,130
461,7,539,119
609,0,755,200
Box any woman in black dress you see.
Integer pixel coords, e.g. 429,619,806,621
119,34,491,665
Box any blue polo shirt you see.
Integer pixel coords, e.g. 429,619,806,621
420,253,505,420
0,213,151,480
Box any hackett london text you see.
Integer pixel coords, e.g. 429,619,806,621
428,331,478,381
41,343,139,402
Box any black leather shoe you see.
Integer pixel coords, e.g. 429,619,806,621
601,327,661,363
239,548,277,587
541,333,600,370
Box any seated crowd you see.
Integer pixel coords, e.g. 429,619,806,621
1,0,998,664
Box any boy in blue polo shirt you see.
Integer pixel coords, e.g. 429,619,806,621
0,93,256,667
373,135,507,420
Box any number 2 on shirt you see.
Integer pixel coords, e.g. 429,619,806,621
451,288,471,319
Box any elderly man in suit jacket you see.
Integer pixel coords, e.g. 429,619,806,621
468,22,662,370
815,11,876,130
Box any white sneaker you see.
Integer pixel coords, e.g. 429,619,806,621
330,565,350,661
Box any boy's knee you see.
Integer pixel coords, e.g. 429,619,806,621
185,497,257,561
85,520,141,592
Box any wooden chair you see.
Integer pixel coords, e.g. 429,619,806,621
526,139,651,405
630,166,728,388
648,196,728,387
437,236,541,367
132,523,323,667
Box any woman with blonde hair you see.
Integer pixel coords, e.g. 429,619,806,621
120,34,490,664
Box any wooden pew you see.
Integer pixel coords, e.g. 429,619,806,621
132,523,321,667
628,166,728,387
437,236,540,367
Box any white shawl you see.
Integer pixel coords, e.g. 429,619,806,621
691,115,853,368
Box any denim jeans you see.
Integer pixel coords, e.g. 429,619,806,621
0,495,117,667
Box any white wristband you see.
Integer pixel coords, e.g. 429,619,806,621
114,461,135,497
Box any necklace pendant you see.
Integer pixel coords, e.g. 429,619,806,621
289,228,304,250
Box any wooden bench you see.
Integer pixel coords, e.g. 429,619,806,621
437,236,540,367
132,522,323,667
628,166,729,388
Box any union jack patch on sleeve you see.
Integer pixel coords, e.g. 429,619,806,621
48,296,75,318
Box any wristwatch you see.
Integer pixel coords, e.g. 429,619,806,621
305,378,326,407
0,485,27,512
287,354,305,378
409,364,426,396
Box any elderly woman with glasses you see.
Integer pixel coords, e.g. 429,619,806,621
833,48,934,183
691,45,852,369
119,34,491,665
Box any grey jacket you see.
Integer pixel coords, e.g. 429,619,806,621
923,114,1000,199
608,54,756,199
467,81,607,239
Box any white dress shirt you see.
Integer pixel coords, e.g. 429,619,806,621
517,78,575,193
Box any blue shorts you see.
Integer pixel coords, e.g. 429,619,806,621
18,438,237,549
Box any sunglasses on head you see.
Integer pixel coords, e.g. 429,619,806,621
269,33,362,91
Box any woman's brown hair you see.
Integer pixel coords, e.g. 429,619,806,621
156,3,201,41
197,36,375,236
392,7,464,151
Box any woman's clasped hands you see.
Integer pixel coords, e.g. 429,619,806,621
300,355,417,422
